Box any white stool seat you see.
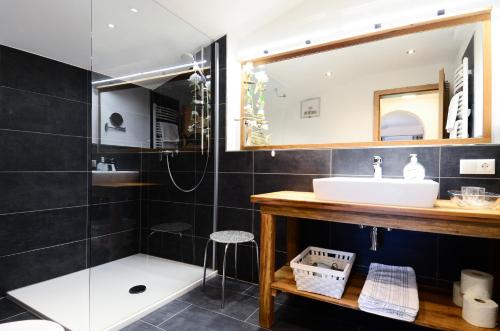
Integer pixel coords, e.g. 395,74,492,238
209,230,254,244
0,320,64,331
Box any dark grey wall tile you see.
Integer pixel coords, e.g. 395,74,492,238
0,45,88,103
330,223,438,280
217,207,252,233
437,235,493,282
440,145,500,178
145,200,194,235
145,230,195,265
332,147,439,178
143,172,195,203
0,240,86,294
0,172,87,214
90,200,139,237
0,206,87,257
91,185,140,204
195,171,214,205
90,230,139,267
0,130,87,171
194,204,214,238
218,173,253,209
255,149,330,174
0,87,88,137
254,174,326,195
439,177,500,198
219,142,253,173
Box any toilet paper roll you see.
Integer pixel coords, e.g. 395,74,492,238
461,269,494,298
462,294,498,328
453,281,463,307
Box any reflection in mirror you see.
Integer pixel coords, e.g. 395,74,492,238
241,18,489,148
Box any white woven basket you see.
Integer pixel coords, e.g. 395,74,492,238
290,246,356,299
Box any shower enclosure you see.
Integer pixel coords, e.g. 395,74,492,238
1,0,220,330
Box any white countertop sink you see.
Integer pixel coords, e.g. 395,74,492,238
313,177,439,208
92,171,139,186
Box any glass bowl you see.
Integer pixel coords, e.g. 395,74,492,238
448,190,500,209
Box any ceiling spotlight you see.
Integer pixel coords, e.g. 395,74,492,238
130,8,139,13
108,23,115,29
325,71,332,77
406,49,415,55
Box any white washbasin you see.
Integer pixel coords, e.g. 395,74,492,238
313,177,439,208
92,171,139,186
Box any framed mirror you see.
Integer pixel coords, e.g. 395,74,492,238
240,10,491,149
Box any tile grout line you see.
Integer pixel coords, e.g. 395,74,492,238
155,303,193,328
174,298,257,325
0,311,29,323
139,319,168,330
0,128,89,139
0,84,89,104
243,307,260,323
0,238,87,259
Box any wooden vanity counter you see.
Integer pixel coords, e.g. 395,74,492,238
251,191,500,330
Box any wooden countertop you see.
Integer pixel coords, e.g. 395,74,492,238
251,191,500,239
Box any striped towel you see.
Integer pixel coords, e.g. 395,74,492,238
358,263,419,322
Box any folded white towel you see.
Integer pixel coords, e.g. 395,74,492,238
358,263,419,322
446,92,461,132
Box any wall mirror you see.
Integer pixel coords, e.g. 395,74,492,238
240,10,491,149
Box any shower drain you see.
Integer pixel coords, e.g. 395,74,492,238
129,285,146,294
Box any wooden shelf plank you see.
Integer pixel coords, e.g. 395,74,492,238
272,266,499,331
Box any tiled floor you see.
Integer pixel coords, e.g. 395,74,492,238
1,276,433,331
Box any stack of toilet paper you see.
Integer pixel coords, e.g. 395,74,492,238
453,269,498,328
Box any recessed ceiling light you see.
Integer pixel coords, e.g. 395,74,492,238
108,23,115,29
406,49,416,55
130,8,139,13
325,71,332,77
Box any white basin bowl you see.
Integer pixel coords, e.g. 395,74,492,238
313,177,439,208
92,171,139,186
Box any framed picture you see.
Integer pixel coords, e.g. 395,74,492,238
300,97,320,118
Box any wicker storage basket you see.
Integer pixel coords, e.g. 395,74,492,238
290,246,356,299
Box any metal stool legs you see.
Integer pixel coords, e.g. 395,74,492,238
202,239,212,289
202,238,260,309
221,243,230,308
252,240,259,279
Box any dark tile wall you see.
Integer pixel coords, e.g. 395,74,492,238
0,45,90,296
218,143,500,290
0,45,143,299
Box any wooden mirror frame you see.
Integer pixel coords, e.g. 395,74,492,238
240,9,492,150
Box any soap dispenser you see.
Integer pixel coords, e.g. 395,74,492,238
403,154,425,180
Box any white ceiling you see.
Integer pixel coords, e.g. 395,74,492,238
0,0,304,79
264,23,479,96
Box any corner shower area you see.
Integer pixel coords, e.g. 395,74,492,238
1,1,221,330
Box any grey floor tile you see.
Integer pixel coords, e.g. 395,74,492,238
159,305,263,331
0,311,39,323
121,319,164,331
206,275,254,293
178,285,259,321
0,298,25,320
141,300,191,326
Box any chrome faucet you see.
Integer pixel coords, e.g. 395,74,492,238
373,156,382,179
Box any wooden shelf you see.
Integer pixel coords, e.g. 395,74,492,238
272,266,499,331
